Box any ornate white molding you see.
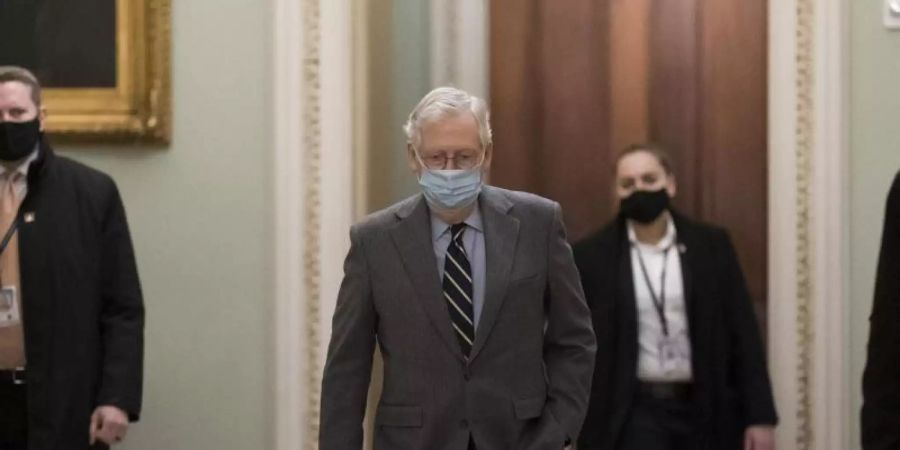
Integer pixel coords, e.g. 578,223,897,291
768,0,850,448
274,0,355,448
794,0,815,446
300,0,323,447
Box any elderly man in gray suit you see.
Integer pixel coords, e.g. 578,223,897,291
320,87,597,450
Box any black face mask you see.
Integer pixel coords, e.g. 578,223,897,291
619,188,670,224
0,118,41,162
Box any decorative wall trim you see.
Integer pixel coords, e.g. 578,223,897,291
275,0,355,448
301,0,323,447
769,0,850,448
794,0,815,446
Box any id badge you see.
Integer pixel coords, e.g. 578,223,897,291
658,333,690,374
0,286,21,328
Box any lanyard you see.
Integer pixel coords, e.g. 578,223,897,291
0,215,20,287
0,170,26,263
0,216,19,258
634,243,673,336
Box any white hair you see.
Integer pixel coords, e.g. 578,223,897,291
403,86,493,150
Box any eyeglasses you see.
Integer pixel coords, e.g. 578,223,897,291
417,150,483,170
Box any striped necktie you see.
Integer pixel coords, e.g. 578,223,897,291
443,223,474,356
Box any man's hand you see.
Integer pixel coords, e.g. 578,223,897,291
89,405,130,446
744,425,775,450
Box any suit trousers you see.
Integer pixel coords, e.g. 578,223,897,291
0,381,27,450
617,392,696,450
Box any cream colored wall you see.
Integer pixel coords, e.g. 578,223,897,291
55,1,273,449
849,2,900,447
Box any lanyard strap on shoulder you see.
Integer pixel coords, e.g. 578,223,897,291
634,244,673,336
0,215,20,257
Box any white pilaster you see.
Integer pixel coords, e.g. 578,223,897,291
768,0,851,448
430,0,489,99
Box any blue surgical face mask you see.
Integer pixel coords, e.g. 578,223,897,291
415,152,485,210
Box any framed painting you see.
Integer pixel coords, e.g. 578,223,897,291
0,0,171,144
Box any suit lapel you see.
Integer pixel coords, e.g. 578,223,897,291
469,187,519,362
390,196,463,361
18,175,55,376
672,213,695,315
616,228,639,377
678,239,694,312
670,213,714,389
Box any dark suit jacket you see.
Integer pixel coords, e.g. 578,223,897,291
19,140,144,450
573,212,777,449
862,170,900,450
320,186,597,450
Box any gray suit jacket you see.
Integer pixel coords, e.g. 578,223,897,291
320,186,596,450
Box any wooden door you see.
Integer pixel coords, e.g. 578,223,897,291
490,0,769,326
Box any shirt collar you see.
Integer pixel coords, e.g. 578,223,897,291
627,213,677,251
0,147,39,178
430,201,484,242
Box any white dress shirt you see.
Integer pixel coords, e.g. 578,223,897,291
629,215,693,382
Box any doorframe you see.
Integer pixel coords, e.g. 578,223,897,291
272,0,855,446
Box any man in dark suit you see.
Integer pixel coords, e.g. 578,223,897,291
861,170,900,450
573,144,777,449
320,87,596,449
0,66,143,450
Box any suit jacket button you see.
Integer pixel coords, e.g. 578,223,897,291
460,419,469,428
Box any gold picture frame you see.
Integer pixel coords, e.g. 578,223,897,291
40,0,171,144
